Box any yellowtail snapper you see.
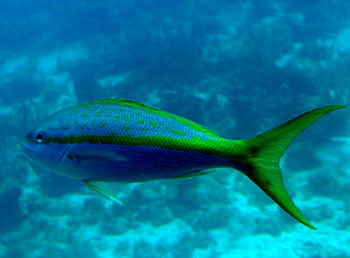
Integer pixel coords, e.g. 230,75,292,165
20,99,345,229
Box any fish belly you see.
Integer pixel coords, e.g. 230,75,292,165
62,143,231,182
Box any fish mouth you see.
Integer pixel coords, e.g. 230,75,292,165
19,133,39,159
19,140,34,159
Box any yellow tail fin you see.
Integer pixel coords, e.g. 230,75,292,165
234,105,345,229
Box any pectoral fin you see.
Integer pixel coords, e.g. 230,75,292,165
83,180,123,205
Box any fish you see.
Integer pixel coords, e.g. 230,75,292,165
20,99,345,229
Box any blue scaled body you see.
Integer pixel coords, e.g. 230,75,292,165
21,99,231,182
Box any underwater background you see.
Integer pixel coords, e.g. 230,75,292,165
0,0,349,257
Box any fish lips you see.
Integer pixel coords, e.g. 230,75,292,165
19,138,37,161
19,132,44,161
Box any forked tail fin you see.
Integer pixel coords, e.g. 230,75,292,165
233,105,345,229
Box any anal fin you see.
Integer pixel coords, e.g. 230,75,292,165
83,180,123,205
173,169,216,179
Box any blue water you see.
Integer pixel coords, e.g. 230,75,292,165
0,0,349,257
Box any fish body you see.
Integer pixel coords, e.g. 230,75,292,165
21,99,345,229
23,99,235,181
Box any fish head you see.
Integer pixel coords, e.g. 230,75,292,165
20,121,72,172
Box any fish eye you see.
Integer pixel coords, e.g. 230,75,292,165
36,131,46,143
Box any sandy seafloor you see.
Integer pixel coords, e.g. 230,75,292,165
0,1,349,257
